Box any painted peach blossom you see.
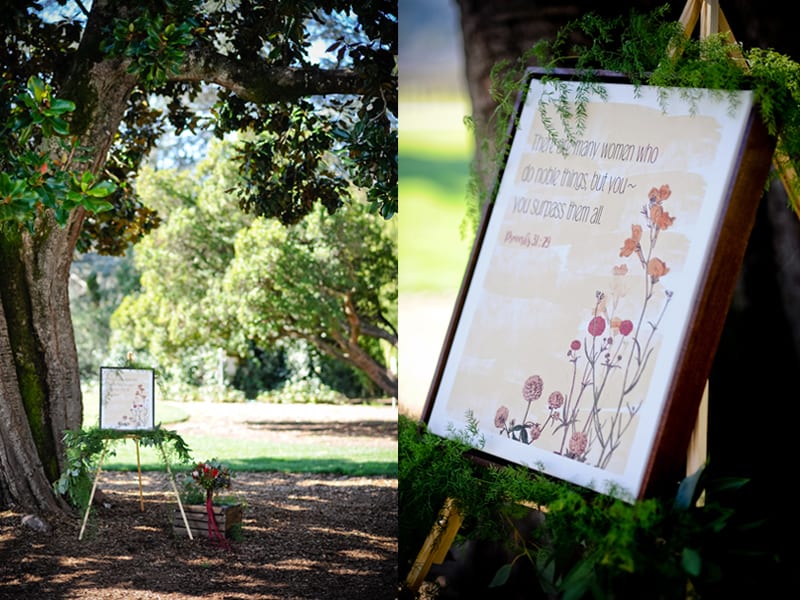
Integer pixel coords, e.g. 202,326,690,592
647,257,670,282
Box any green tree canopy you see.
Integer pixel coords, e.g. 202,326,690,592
112,139,397,397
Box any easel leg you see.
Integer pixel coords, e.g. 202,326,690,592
405,497,464,592
79,442,108,541
159,442,193,539
134,437,144,512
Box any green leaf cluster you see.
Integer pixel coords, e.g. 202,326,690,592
102,9,196,89
399,415,777,599
54,425,192,510
0,77,116,226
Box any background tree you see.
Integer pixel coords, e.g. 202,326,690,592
0,0,396,515
440,0,796,595
111,139,396,398
220,198,398,398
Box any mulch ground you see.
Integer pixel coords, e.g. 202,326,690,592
0,403,398,600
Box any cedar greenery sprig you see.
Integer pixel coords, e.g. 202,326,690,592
476,3,800,220
54,425,192,510
398,414,771,597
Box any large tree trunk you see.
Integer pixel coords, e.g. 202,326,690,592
0,200,97,516
0,2,136,515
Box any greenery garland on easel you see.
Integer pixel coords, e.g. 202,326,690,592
54,425,192,510
472,3,800,225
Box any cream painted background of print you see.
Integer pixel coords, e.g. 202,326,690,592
426,77,754,499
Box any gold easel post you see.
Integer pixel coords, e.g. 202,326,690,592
79,441,108,541
404,497,464,593
127,434,145,511
159,442,194,540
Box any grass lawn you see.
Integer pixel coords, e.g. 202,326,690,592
80,386,396,478
96,434,396,478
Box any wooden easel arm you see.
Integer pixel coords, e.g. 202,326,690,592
404,497,464,592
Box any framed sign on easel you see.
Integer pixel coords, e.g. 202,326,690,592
405,0,793,590
99,366,156,431
79,366,194,541
421,67,774,502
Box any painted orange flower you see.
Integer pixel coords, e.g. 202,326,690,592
648,184,672,202
619,224,642,257
647,257,670,282
650,203,675,230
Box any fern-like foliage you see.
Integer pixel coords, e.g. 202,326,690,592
399,415,774,598
477,3,800,218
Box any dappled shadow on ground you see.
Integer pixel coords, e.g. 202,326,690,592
0,472,397,600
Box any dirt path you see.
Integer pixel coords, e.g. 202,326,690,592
0,402,398,600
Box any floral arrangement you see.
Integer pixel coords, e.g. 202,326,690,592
187,458,234,549
190,458,232,494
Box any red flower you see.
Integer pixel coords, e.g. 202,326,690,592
588,316,605,337
618,320,634,336
570,339,581,351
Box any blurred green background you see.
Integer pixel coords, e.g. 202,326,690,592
398,97,474,416
399,99,473,295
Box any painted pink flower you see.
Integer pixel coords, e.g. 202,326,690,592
569,431,588,456
570,339,581,351
587,316,605,337
618,320,634,336
528,423,543,441
494,406,509,428
547,391,564,410
522,375,543,403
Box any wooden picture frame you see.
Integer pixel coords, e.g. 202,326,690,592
99,366,156,431
422,69,775,500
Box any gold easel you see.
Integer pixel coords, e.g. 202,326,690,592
78,434,194,541
679,0,800,476
405,0,797,592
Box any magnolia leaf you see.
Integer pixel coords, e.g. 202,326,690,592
86,180,116,197
682,547,702,577
49,98,76,114
674,464,706,511
27,76,47,103
50,118,70,136
82,198,114,213
489,563,513,588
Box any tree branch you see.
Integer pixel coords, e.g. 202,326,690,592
173,47,366,103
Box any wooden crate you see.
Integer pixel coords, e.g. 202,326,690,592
173,503,242,539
